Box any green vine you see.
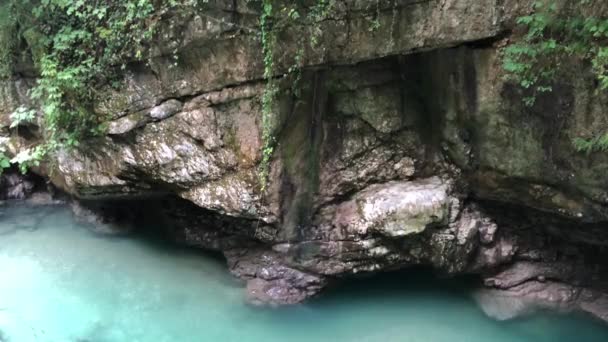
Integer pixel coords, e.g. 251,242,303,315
0,0,201,172
502,0,608,153
257,0,338,191
259,0,278,191
0,0,390,182
368,0,381,32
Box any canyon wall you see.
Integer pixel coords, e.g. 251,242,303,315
2,0,608,322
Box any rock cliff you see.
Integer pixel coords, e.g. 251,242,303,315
2,0,608,322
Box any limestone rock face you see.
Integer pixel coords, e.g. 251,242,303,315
2,0,608,323
334,178,450,238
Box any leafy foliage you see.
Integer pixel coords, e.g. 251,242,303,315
258,0,277,191
502,0,608,151
573,133,608,154
258,0,335,190
0,0,200,170
0,145,11,174
503,1,608,104
9,106,36,128
10,145,45,174
0,0,390,184
257,0,348,190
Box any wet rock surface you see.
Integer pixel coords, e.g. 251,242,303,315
0,171,36,200
226,248,327,306
1,0,608,324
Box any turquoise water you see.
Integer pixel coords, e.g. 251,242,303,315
1,205,608,342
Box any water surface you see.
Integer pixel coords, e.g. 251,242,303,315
1,205,607,342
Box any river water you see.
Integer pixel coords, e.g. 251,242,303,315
1,204,607,342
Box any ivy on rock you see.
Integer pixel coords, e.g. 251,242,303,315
0,0,392,183
0,0,202,172
502,0,608,153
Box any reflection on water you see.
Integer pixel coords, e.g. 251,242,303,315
0,204,607,342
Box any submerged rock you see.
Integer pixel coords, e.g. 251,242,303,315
226,249,327,306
